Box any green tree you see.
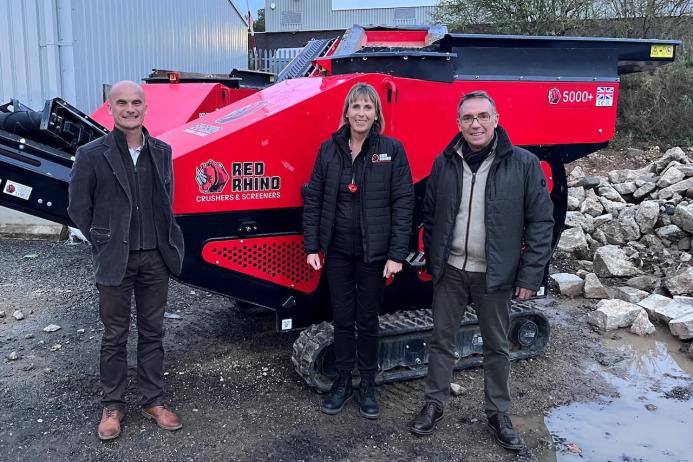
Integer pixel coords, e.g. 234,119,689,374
597,0,692,38
254,8,265,32
432,0,598,35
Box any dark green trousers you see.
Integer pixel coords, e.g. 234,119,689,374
424,264,512,417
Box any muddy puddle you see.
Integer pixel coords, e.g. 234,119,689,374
518,330,693,461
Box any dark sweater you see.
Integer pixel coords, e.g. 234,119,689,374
113,129,158,251
330,134,368,257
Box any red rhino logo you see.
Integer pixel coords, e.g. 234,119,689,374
196,160,229,194
548,88,561,105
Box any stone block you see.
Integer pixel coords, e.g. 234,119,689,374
584,273,609,299
634,200,660,235
615,286,650,304
638,293,671,312
556,227,589,258
599,197,628,214
613,182,637,195
655,224,686,241
630,309,656,336
657,167,685,188
581,195,604,217
654,147,690,173
588,299,643,331
664,267,693,296
669,312,693,340
593,214,613,228
658,177,693,200
597,185,625,202
642,297,693,324
550,273,584,297
599,211,641,245
568,196,580,211
565,211,595,234
633,182,656,201
569,166,585,179
673,296,693,307
672,204,693,233
593,245,640,277
626,275,659,292
609,168,646,184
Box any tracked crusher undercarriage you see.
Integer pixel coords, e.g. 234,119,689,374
293,301,550,392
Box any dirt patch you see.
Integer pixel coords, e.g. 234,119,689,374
0,239,618,461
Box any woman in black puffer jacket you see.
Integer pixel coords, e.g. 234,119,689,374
303,83,414,419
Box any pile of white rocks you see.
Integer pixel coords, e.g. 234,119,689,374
550,147,693,355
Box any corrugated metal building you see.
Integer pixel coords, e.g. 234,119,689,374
0,0,248,114
265,0,437,32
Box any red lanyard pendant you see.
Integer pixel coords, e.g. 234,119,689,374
348,139,359,193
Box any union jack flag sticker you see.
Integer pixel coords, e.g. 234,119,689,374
596,87,614,107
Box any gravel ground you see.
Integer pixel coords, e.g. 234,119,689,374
0,238,617,461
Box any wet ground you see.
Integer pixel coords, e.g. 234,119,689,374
527,331,693,461
0,239,691,461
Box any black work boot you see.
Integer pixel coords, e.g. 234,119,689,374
321,371,353,415
409,402,444,435
487,414,525,451
358,372,380,419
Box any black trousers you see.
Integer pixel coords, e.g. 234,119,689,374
97,249,169,410
424,265,512,417
325,252,385,373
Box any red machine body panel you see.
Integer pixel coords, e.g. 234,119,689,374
161,74,617,215
201,235,322,294
362,30,430,47
540,161,554,193
91,83,256,137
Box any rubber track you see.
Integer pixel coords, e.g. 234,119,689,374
291,301,547,392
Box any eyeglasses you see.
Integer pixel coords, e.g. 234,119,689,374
460,113,494,126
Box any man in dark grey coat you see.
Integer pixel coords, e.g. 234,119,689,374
68,80,185,441
409,91,554,451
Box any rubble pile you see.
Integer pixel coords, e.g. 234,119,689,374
551,147,693,346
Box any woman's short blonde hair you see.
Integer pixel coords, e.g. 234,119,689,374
340,83,385,134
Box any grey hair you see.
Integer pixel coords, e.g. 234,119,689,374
457,90,497,114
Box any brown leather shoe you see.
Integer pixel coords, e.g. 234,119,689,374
141,405,183,431
97,408,124,441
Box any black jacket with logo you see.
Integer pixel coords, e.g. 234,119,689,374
303,125,414,263
422,125,554,292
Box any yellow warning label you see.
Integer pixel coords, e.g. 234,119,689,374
650,45,674,58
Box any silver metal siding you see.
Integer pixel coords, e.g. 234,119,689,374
0,0,248,114
71,0,248,112
266,0,437,32
0,0,57,111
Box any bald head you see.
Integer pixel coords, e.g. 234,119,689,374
108,80,147,133
109,80,145,102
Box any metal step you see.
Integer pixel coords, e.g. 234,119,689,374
277,39,335,82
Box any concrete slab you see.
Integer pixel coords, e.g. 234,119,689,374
0,207,65,240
